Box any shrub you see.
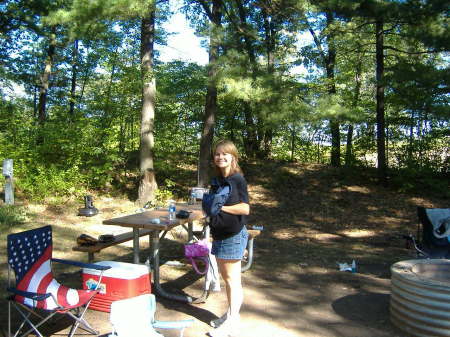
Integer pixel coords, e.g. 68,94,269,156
0,205,27,227
15,164,88,201
154,179,175,207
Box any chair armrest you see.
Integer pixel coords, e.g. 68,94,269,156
52,258,111,271
7,287,51,301
153,319,194,330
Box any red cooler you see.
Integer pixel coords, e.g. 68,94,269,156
82,261,151,312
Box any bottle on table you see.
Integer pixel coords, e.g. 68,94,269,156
188,190,196,205
169,201,176,221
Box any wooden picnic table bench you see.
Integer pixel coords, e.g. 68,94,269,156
72,228,153,263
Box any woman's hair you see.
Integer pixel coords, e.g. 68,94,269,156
213,139,243,176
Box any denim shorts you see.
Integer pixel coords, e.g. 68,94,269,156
211,227,248,260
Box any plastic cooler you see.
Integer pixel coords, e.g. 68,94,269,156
82,261,151,312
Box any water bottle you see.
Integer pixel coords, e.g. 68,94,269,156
188,191,196,205
169,201,176,221
351,260,357,273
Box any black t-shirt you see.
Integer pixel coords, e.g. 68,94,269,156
210,173,249,240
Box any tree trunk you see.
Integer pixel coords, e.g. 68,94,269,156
263,129,273,158
138,9,157,206
198,0,222,187
345,58,362,166
326,13,340,167
243,101,258,158
230,110,237,143
329,120,340,166
309,12,340,166
33,84,38,117
69,39,78,116
375,20,387,185
290,126,295,162
260,9,275,158
345,125,354,166
408,112,414,164
386,121,389,168
78,43,93,103
234,0,257,71
38,28,56,124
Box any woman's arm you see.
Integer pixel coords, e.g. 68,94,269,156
221,202,250,215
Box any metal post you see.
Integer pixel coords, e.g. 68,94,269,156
2,159,14,205
187,220,194,242
133,228,140,264
150,230,192,303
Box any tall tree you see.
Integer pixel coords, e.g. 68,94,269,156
196,0,223,187
69,39,79,116
138,5,158,205
37,27,56,124
375,19,387,184
305,10,341,166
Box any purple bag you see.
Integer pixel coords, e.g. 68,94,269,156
184,239,211,275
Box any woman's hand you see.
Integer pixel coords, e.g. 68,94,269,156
221,202,250,215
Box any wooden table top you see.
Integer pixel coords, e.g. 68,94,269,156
102,203,204,230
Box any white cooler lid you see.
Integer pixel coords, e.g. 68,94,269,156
83,261,150,279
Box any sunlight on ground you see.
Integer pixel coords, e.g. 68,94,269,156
27,203,46,213
339,230,376,238
308,233,341,241
345,185,371,194
272,228,379,242
243,320,302,337
367,215,404,227
283,166,306,176
408,196,434,207
249,185,279,207
301,267,330,274
272,229,304,240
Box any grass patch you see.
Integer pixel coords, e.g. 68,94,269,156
0,205,27,227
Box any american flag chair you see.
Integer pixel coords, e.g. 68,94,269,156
7,225,110,337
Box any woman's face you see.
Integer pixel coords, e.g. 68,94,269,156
214,147,234,170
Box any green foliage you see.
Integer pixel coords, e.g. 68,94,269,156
390,166,449,199
15,164,88,201
155,61,207,159
153,179,175,207
0,0,448,201
0,205,27,227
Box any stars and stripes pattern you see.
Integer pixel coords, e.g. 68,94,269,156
7,225,95,311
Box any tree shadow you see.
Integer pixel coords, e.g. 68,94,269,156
332,292,391,326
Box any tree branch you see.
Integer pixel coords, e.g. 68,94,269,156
194,0,214,22
383,45,444,54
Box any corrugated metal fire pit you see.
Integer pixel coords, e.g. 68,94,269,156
391,259,450,337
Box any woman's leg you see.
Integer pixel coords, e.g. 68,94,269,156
209,228,248,335
209,258,243,336
217,258,243,318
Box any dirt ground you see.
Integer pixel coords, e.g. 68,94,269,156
0,162,448,337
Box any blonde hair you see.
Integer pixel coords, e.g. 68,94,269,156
213,139,243,176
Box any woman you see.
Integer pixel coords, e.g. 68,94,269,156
206,140,250,337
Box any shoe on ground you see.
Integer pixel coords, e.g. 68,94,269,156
210,313,228,328
208,315,240,337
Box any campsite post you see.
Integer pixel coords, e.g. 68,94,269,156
2,159,14,205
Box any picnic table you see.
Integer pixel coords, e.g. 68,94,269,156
102,203,204,303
